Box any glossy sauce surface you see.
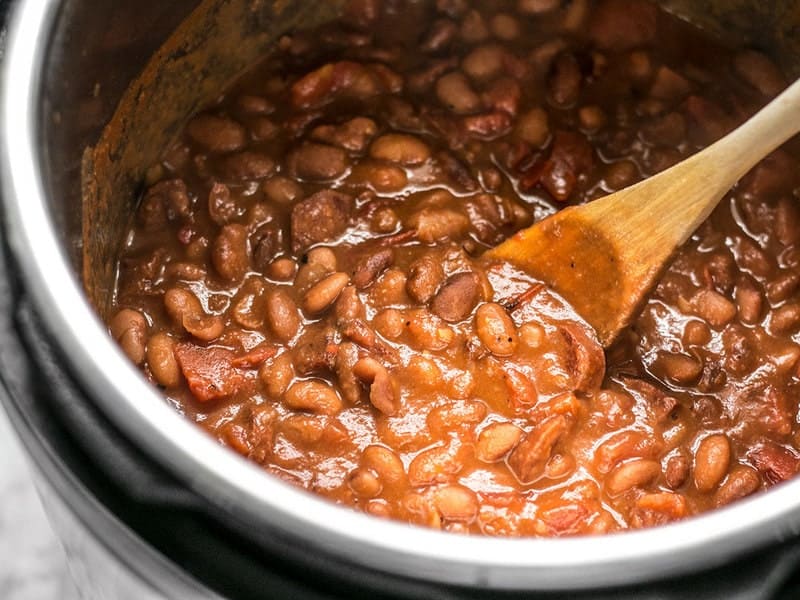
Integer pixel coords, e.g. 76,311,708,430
108,0,800,536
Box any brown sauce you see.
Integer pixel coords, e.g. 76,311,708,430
107,0,800,536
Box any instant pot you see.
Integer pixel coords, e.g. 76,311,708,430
4,1,800,598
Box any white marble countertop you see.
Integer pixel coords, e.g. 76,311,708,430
0,406,78,599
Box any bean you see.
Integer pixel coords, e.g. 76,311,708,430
518,0,559,14
265,289,301,342
208,182,238,225
182,313,225,342
284,380,342,415
578,105,606,132
349,468,382,498
289,143,350,181
490,13,520,40
649,66,690,102
421,19,458,53
407,208,469,243
235,94,274,116
548,53,582,107
335,285,366,322
350,162,408,193
682,320,711,346
361,445,407,488
766,271,800,304
371,206,400,233
657,352,702,385
714,466,761,507
605,459,660,496
688,289,736,328
408,444,465,486
734,50,786,97
770,302,800,335
476,422,523,462
353,357,400,416
406,255,445,304
475,303,517,356
635,492,687,520
145,333,181,388
460,10,489,44
694,434,731,492
110,308,147,365
259,353,295,397
212,224,251,282
164,287,202,323
373,308,405,339
462,111,512,140
306,247,338,272
267,257,297,281
431,272,482,322
516,107,550,147
352,248,394,289
303,272,350,314
594,430,652,473
263,176,303,204
735,278,763,324
435,485,478,521
290,190,352,253
436,72,481,114
604,160,638,190
310,117,378,152
665,453,690,489
370,134,431,166
369,268,409,307
462,44,504,81
775,197,800,246
186,114,246,153
220,151,275,181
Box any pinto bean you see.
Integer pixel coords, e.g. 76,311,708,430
350,162,408,193
259,353,295,397
460,10,489,43
310,117,378,152
462,44,505,81
361,445,407,488
138,179,191,231
770,302,800,335
476,422,523,462
265,289,301,342
665,453,690,489
406,309,455,350
284,380,343,415
518,0,559,14
146,332,181,388
734,50,786,97
775,197,800,247
431,272,482,322
548,53,582,107
263,176,303,205
422,19,458,53
688,289,736,328
212,224,251,282
649,67,690,102
407,208,469,243
436,72,481,114
766,271,800,304
578,105,606,132
370,134,431,166
353,357,400,415
516,107,550,147
475,303,517,356
110,308,148,365
656,352,703,385
588,0,658,51
694,434,731,492
352,249,393,290
186,114,246,153
606,459,661,496
435,485,479,521
406,255,445,303
288,143,350,181
220,151,275,181
349,468,382,498
748,441,800,484
491,13,520,40
303,272,350,314
408,443,465,486
714,466,761,507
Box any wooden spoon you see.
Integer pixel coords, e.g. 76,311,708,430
487,78,800,347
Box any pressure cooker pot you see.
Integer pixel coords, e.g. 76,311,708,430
4,1,800,598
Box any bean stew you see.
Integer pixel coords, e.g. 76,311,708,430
108,0,800,536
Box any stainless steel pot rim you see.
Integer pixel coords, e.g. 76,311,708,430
4,0,800,591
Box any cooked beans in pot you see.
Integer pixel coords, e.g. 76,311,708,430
109,0,800,536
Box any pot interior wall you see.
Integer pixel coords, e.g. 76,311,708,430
48,0,800,313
